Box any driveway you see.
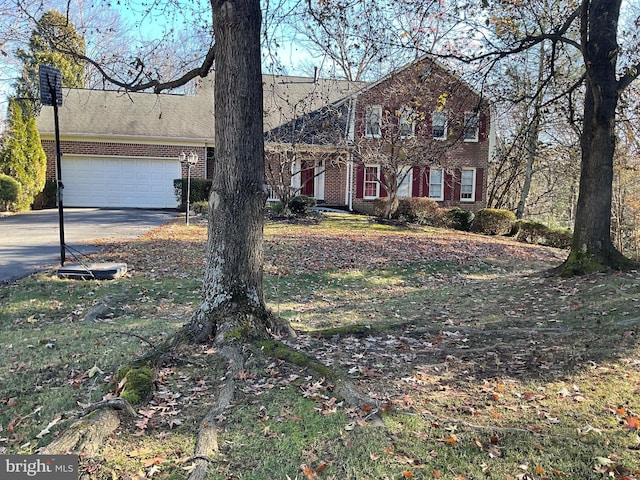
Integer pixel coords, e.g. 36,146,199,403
0,208,179,284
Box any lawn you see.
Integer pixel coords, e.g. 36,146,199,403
1,213,639,480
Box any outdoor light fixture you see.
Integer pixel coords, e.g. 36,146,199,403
180,151,199,225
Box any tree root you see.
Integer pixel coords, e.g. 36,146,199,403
187,346,244,480
257,339,382,413
37,397,134,457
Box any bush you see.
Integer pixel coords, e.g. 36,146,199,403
266,201,285,214
289,195,317,216
0,174,21,210
513,220,549,244
543,227,573,249
395,197,440,225
174,178,212,208
471,208,516,235
31,179,57,209
192,201,209,215
441,208,475,231
372,198,388,218
512,220,573,249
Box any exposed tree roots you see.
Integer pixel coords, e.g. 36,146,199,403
39,310,379,478
40,408,125,456
187,346,245,480
558,247,640,276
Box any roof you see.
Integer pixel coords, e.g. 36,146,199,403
36,74,366,142
36,88,214,141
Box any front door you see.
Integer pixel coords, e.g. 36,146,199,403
301,166,315,196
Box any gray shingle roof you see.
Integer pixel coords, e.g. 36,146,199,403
36,74,366,142
37,88,214,140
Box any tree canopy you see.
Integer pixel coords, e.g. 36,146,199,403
0,98,46,210
14,10,86,115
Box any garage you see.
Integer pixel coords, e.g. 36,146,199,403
61,156,181,209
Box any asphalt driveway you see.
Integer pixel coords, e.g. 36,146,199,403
0,208,179,284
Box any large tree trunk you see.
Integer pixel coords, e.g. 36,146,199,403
561,0,636,275
184,0,290,344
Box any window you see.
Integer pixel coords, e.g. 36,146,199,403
460,168,476,201
429,168,444,200
364,165,380,198
463,112,479,142
365,105,382,138
399,108,415,138
397,166,412,197
432,110,447,140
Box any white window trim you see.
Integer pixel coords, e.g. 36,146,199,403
429,167,444,201
463,112,480,142
399,109,416,139
397,166,413,197
363,164,381,199
432,110,447,141
460,167,476,202
365,105,383,138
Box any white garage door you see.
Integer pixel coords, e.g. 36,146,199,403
61,156,181,208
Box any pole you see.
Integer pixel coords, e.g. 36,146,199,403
52,93,65,266
186,163,192,225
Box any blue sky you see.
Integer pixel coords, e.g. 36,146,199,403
0,0,310,126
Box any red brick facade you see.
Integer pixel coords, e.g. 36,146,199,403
350,58,490,214
42,140,207,180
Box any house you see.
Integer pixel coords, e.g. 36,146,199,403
36,56,493,212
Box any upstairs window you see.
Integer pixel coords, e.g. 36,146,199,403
432,110,447,140
398,108,416,138
463,112,479,142
365,105,382,138
429,167,444,200
460,168,476,201
364,165,380,198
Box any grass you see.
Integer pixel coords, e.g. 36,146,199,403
1,214,639,479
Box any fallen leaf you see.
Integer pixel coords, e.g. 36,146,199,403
625,416,639,430
301,464,317,479
403,471,414,478
87,364,104,378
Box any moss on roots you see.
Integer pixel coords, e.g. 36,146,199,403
115,365,154,405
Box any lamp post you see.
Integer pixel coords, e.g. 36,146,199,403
179,151,199,225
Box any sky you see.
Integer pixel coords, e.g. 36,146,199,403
0,0,310,127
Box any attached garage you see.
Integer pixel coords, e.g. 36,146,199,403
61,156,181,209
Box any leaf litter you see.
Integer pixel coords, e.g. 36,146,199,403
2,215,640,479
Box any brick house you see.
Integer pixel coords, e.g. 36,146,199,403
348,57,492,214
263,56,493,214
36,56,493,211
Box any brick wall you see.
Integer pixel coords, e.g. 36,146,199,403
41,140,207,180
351,58,490,214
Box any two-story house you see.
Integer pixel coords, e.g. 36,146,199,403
266,56,493,215
36,56,493,212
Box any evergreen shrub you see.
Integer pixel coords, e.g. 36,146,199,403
471,208,516,235
192,201,209,215
395,197,440,224
289,195,317,216
174,178,212,209
0,174,21,210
